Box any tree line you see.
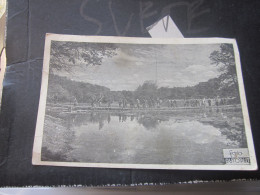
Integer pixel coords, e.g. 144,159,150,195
47,74,239,106
47,43,240,106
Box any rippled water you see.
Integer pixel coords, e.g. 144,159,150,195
42,107,247,165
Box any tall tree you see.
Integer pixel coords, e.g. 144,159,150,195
49,41,117,72
209,44,237,89
135,81,158,100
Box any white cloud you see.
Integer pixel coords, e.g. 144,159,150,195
53,43,222,90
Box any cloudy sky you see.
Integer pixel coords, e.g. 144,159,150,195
53,43,221,91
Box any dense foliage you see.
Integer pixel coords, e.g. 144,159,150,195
47,74,239,104
50,41,117,72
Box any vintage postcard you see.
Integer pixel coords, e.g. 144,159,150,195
32,34,257,170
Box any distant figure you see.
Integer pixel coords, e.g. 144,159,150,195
90,112,94,122
216,96,220,106
149,98,155,108
198,99,202,107
220,98,224,105
123,99,127,108
189,99,193,107
107,114,111,123
208,99,211,106
142,99,146,109
220,112,227,119
107,101,111,109
223,98,227,105
136,99,140,109
130,101,134,108
91,100,95,108
97,95,103,107
156,98,161,108
170,100,174,108
148,98,152,108
145,99,148,108
99,121,104,130
184,100,189,107
202,98,206,107
174,100,177,107
71,97,78,107
167,99,171,108
195,99,199,107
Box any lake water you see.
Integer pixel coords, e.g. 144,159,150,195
42,107,247,165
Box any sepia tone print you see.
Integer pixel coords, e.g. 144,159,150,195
32,35,257,170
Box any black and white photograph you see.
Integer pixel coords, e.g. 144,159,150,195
32,34,257,170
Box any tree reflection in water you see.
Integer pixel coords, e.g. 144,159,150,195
83,108,244,146
43,107,247,163
80,111,169,130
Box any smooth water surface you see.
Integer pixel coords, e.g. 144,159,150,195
42,107,247,165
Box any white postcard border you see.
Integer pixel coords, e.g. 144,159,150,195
32,34,257,170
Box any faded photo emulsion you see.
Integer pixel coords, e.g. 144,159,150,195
32,34,257,170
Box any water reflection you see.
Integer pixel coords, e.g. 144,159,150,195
42,107,248,164
87,112,164,130
67,108,237,132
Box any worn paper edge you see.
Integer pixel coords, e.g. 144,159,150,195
32,34,257,171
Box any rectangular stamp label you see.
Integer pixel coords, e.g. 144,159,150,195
223,148,250,165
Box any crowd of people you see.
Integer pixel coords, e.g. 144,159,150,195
89,96,237,109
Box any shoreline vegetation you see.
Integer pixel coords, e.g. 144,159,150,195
46,73,240,113
46,102,241,114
